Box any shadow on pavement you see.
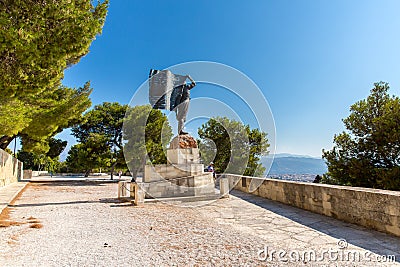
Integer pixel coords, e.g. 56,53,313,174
9,200,100,207
99,197,132,206
28,181,113,187
9,197,132,208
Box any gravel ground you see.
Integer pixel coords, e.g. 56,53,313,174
0,181,265,267
1,181,399,267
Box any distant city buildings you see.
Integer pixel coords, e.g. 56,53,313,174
267,174,318,183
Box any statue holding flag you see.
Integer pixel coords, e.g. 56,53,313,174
148,69,196,135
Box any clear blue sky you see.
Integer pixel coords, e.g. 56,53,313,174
58,0,400,158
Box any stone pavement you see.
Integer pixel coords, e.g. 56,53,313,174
0,181,28,215
196,190,400,265
0,181,399,266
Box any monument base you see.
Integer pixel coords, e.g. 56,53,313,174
141,134,215,199
141,173,215,199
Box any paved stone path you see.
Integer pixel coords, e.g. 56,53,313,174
0,181,399,266
199,190,400,265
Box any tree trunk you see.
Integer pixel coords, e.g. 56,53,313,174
0,135,15,150
110,161,118,180
84,169,91,177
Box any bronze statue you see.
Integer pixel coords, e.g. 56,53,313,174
149,69,196,135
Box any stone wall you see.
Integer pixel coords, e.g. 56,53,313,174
223,174,400,237
0,149,23,187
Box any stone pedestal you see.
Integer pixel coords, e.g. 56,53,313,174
143,163,204,182
166,148,200,165
141,134,216,199
167,134,200,165
140,174,215,199
169,134,198,149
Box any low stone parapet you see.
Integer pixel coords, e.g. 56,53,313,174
32,171,49,176
223,174,400,237
23,170,32,179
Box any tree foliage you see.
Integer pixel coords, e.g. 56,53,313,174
69,102,128,176
323,82,400,190
18,137,67,171
46,138,68,159
123,105,173,180
66,133,111,176
19,83,92,153
0,0,108,152
198,117,269,177
72,102,127,149
0,0,108,97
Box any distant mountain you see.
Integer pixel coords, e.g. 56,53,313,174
268,153,321,159
265,156,327,175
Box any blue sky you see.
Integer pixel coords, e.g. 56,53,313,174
57,0,400,158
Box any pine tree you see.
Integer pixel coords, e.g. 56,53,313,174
323,82,400,190
198,117,269,177
0,0,108,151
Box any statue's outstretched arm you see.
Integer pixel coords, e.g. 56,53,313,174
187,75,196,88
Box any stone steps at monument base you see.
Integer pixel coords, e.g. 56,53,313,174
140,174,215,199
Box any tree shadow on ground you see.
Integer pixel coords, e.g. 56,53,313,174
9,198,133,208
99,197,133,207
9,200,100,207
231,190,400,263
29,181,112,187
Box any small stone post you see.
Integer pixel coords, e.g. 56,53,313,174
134,183,145,206
130,182,136,198
220,177,229,198
118,181,128,198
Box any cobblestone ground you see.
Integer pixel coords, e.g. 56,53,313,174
0,181,399,267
